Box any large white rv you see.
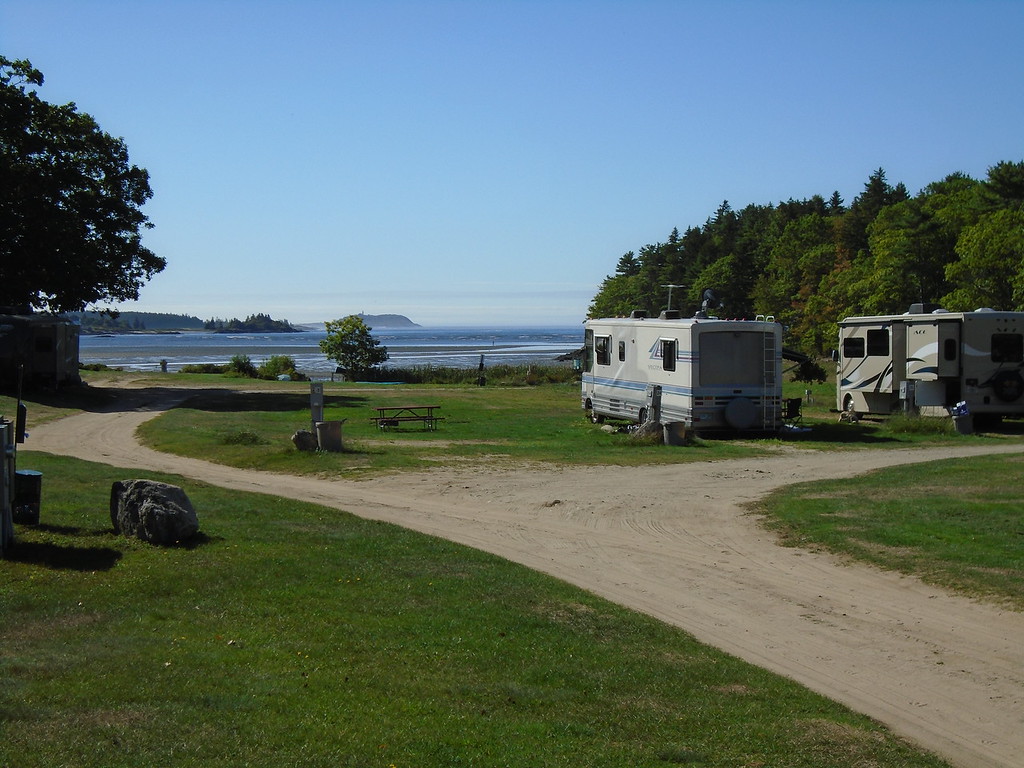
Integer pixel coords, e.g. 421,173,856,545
836,305,1024,423
581,311,783,432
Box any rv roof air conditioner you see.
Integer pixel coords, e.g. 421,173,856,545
659,310,681,320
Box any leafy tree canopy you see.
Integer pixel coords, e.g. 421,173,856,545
0,56,164,313
319,315,389,378
588,162,1024,356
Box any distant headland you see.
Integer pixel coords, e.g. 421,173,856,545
356,313,420,328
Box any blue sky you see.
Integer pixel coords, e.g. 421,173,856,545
3,1,1022,326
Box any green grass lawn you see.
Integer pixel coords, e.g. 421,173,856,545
114,374,1022,477
756,453,1024,609
133,381,773,475
3,372,1023,765
1,453,951,768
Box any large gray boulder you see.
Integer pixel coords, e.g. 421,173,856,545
110,480,199,545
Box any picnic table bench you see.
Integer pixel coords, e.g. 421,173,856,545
372,404,443,431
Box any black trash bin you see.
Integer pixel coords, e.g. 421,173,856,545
14,469,42,525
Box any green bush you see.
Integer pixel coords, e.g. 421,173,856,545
226,353,257,377
221,429,268,445
257,354,306,381
178,363,227,374
885,413,955,435
363,363,580,386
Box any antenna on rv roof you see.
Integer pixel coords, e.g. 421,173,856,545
661,284,685,311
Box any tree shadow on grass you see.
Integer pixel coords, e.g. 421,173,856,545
5,526,122,571
6,525,217,570
14,382,369,417
179,389,367,413
779,420,901,444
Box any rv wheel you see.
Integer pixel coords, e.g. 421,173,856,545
638,408,649,425
992,371,1024,402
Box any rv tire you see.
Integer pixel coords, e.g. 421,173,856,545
638,408,649,425
992,370,1024,402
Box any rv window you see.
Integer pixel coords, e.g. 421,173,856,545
992,333,1023,363
618,340,626,362
595,335,611,366
661,339,677,372
583,329,594,372
866,329,889,356
943,338,957,361
843,337,865,359
698,331,765,387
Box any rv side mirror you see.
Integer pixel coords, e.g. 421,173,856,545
830,349,839,362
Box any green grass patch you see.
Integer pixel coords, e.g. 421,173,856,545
756,453,1024,608
134,383,771,475
1,452,951,767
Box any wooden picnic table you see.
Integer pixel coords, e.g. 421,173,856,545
371,404,443,431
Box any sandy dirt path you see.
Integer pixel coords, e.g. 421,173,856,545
24,387,1024,768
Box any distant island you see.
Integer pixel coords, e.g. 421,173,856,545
357,313,419,328
67,310,419,334
68,311,205,334
205,313,300,333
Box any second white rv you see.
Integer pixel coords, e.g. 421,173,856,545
836,304,1024,424
581,311,783,432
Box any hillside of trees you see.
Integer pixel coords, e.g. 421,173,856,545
68,311,204,333
588,162,1024,356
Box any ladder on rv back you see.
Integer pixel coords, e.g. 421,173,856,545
757,315,778,429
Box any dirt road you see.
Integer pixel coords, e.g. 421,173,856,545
25,387,1024,768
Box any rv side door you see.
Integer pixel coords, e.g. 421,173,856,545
583,329,594,373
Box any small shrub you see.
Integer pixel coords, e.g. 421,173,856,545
885,413,955,435
362,363,579,386
221,430,268,445
226,354,257,377
257,355,307,381
179,363,227,374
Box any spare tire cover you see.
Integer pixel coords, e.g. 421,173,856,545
992,370,1024,402
724,397,758,430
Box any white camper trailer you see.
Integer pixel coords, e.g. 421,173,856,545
581,311,783,432
836,305,1024,423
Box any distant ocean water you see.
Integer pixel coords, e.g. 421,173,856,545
79,326,586,374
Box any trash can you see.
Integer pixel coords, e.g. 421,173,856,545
14,469,42,525
663,422,687,446
315,421,344,452
953,414,973,435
